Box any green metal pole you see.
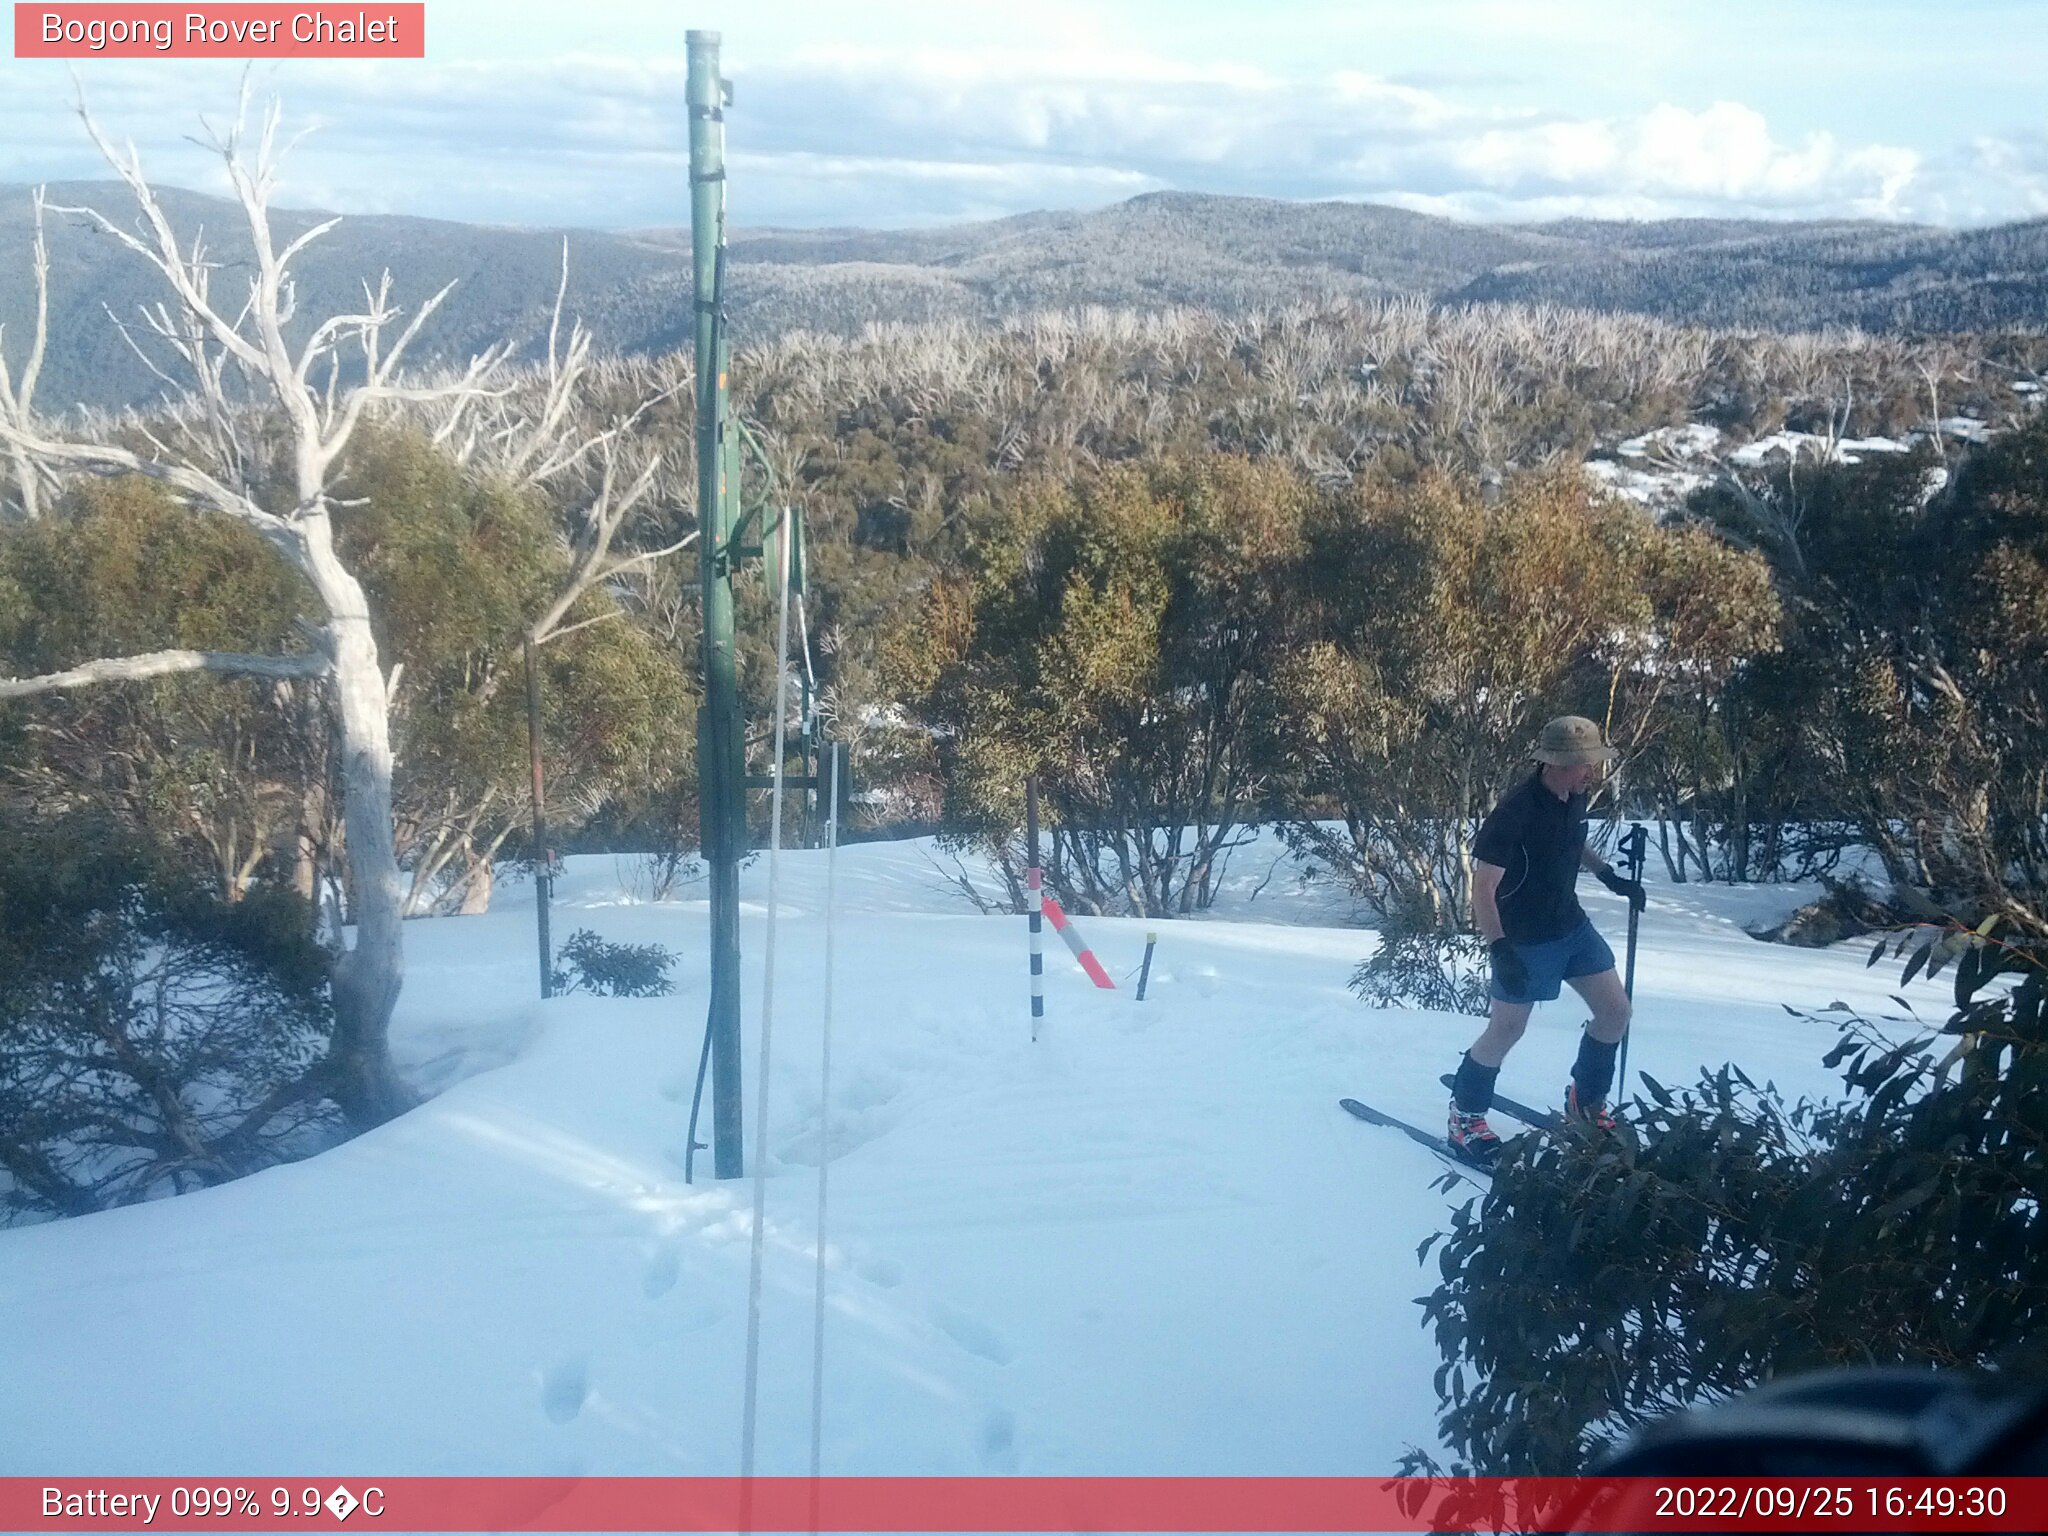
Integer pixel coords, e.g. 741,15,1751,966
689,30,745,1180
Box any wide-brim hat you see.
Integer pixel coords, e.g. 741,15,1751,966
1533,714,1618,767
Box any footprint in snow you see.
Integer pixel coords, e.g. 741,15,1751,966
929,1301,1014,1365
855,1255,904,1289
977,1406,1019,1471
670,1296,724,1333
643,1243,681,1300
541,1357,589,1425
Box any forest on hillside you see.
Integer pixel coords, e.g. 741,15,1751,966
10,181,2048,413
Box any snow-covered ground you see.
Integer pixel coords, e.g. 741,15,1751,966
1584,415,1999,513
0,831,1940,1477
1728,429,1914,466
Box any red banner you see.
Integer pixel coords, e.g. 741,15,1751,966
4,1476,2046,1531
13,5,425,58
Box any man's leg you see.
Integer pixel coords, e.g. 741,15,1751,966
1468,998,1537,1069
1452,998,1534,1114
1564,967,1631,1109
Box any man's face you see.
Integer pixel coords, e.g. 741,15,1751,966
1555,760,1604,794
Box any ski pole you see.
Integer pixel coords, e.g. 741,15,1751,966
1617,822,1648,1092
1136,931,1158,1001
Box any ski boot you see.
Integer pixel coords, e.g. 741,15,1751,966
1565,1081,1617,1131
1447,1103,1503,1167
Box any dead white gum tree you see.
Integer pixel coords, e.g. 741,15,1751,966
0,188,55,522
0,91,508,1128
450,242,698,648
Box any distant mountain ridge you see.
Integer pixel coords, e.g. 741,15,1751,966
4,183,2046,415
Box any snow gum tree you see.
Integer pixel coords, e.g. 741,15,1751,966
1269,468,1651,931
337,425,693,918
0,97,507,1128
1594,514,1782,885
1690,417,2048,919
0,808,338,1224
0,477,318,902
888,453,1307,916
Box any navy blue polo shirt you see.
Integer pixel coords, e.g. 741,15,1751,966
1472,770,1590,944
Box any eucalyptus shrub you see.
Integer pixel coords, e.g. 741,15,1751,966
1350,926,1491,1017
1414,919,2047,1474
549,928,677,998
0,813,337,1225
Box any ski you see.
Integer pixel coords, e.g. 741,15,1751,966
1339,1098,1495,1181
1439,1074,1563,1132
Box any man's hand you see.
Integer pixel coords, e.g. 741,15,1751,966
1489,937,1530,996
1598,866,1647,912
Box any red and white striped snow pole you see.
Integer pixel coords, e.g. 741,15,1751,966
1026,779,1044,1038
1040,894,1117,990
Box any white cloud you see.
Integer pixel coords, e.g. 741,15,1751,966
1440,101,1922,217
1890,133,2048,225
0,43,2030,230
1452,119,1620,185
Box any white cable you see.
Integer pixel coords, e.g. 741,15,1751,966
740,506,795,1484
807,740,839,1500
795,589,820,699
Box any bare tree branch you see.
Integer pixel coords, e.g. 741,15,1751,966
0,419,299,551
0,649,328,700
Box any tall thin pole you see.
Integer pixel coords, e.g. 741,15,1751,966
690,30,745,1179
1026,777,1043,1039
809,739,842,1510
1617,822,1648,1094
740,508,796,1491
524,632,552,998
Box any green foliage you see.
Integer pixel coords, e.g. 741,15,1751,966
335,426,695,913
1613,504,1787,883
0,478,317,899
1350,925,1491,1016
1415,924,2048,1474
1688,417,2048,918
891,452,1305,915
0,475,311,661
549,928,677,998
0,811,337,1225
1271,467,1765,927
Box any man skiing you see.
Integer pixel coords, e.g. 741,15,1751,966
1447,715,1646,1166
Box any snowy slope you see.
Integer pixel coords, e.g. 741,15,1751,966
0,831,1934,1476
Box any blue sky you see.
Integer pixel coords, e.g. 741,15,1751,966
3,0,2045,230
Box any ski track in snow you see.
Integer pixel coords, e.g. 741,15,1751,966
0,828,1934,1476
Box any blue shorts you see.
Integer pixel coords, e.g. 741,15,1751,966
1490,918,1616,1004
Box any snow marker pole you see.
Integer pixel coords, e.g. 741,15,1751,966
1026,777,1043,1040
524,632,553,999
1136,931,1158,1001
1617,821,1649,1093
1041,894,1117,989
